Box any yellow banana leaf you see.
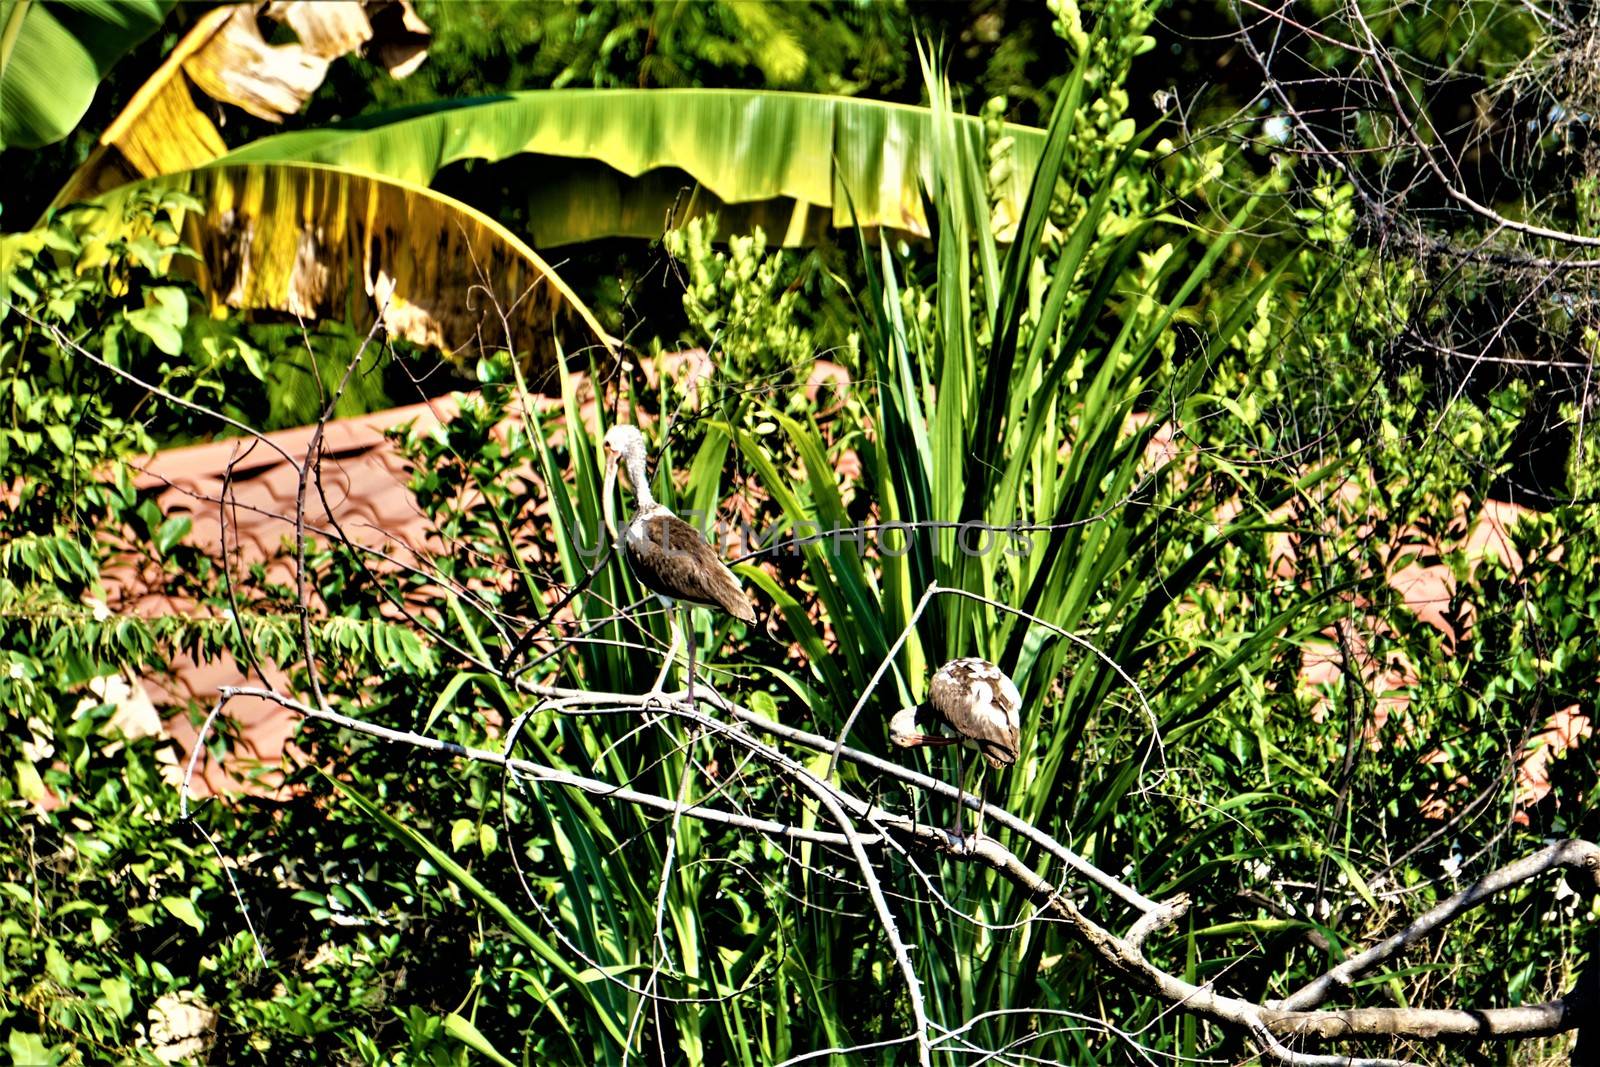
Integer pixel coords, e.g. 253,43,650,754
8,162,613,369
49,1,430,213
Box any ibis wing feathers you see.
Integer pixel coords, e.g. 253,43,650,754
928,658,1022,768
625,512,757,623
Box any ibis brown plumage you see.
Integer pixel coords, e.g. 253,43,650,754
889,657,1022,845
602,424,755,700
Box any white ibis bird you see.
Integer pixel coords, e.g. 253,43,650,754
601,424,756,700
889,657,1021,845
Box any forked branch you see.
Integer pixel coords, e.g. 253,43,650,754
184,681,1600,1066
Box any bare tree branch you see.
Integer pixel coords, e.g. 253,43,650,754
184,676,1600,1062
1279,839,1600,1011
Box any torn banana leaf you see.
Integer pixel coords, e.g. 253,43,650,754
168,89,1050,248
8,161,613,370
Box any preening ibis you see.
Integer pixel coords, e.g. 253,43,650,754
601,424,755,700
889,657,1021,845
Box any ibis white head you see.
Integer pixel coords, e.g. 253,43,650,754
602,424,648,481
600,423,655,539
603,423,647,457
888,705,926,748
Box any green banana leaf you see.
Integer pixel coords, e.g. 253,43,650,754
4,87,1046,371
0,0,172,151
215,89,1050,247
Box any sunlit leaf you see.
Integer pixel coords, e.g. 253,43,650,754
443,1012,516,1067
100,976,133,1019
153,515,189,555
0,0,172,151
214,89,1050,247
159,895,203,933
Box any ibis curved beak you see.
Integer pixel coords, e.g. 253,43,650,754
888,705,922,747
888,704,959,749
601,450,620,545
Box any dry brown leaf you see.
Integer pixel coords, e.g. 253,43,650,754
50,2,432,214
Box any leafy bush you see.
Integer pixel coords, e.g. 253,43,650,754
3,5,1599,1066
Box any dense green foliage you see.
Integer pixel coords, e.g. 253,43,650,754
2,2,1598,1065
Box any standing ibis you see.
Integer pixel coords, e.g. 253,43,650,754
601,424,756,700
889,657,1021,845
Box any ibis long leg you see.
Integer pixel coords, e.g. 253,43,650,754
685,613,698,708
650,603,681,697
954,744,967,841
972,763,988,850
